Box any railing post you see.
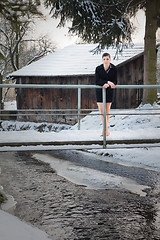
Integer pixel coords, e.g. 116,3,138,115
102,87,106,148
78,87,81,130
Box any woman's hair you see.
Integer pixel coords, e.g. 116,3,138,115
102,53,111,58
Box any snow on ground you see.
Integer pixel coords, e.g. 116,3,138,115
71,103,160,171
1,102,160,172
72,102,160,133
0,210,52,240
1,102,160,178
30,102,160,197
0,102,160,239
31,102,160,196
0,102,160,173
0,120,71,132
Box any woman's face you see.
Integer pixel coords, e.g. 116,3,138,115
102,56,111,66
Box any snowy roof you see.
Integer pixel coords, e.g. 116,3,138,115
9,43,144,77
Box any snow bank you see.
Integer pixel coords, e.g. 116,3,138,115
0,103,160,240
0,210,51,240
0,103,160,171
0,120,71,132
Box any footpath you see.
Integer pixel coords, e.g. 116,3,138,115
0,128,160,151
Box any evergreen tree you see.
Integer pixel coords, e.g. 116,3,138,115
45,0,133,51
44,0,160,104
0,0,42,23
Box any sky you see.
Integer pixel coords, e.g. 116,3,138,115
31,4,79,49
31,4,146,49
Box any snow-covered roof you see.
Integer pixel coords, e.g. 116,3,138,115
9,43,144,77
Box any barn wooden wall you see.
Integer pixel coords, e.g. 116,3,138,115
16,54,144,123
16,75,97,123
114,53,144,108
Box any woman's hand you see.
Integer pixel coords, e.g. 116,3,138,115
108,81,115,88
103,83,109,88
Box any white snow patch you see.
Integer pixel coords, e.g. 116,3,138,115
4,100,17,110
0,103,160,172
0,210,52,240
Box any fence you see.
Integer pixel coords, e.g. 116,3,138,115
0,84,160,148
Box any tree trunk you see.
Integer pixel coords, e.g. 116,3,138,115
143,0,158,104
0,73,3,115
15,19,19,70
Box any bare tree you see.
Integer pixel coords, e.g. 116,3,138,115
0,0,42,108
23,34,56,65
0,1,56,107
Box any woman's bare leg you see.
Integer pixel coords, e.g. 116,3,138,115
97,102,112,136
106,103,112,136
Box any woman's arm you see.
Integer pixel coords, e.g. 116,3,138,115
107,67,117,88
95,67,102,86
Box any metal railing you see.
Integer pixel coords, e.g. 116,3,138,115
0,84,160,148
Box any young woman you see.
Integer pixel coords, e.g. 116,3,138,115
95,53,117,136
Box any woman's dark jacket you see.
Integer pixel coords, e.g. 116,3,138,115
95,63,117,103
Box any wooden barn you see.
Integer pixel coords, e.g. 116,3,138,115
9,43,144,124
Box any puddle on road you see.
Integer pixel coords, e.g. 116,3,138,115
33,153,151,197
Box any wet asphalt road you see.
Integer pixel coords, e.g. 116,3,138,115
0,150,160,240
